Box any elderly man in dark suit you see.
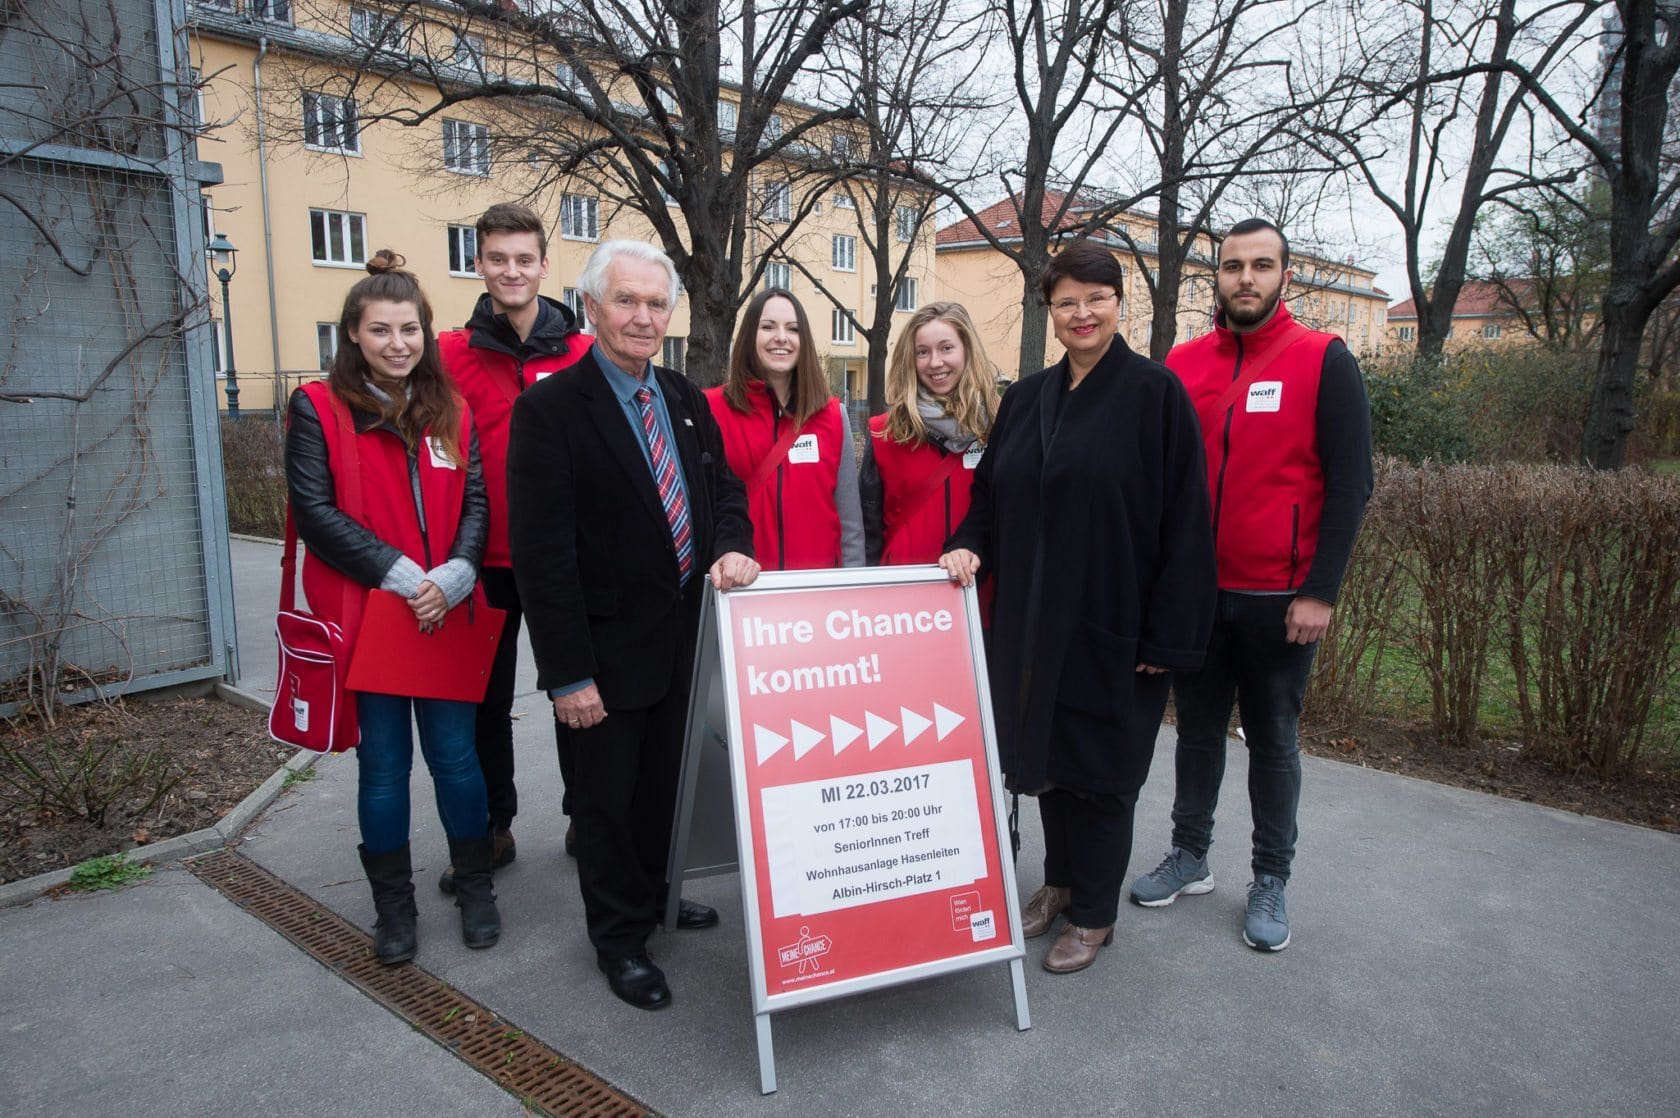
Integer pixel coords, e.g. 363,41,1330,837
508,240,759,1010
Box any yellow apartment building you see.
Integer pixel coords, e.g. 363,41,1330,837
186,0,937,413
1385,281,1550,353
935,191,1389,379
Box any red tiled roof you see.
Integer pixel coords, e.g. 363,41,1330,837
1388,279,1538,321
937,190,1075,246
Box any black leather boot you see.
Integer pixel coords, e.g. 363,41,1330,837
447,834,502,949
358,843,417,965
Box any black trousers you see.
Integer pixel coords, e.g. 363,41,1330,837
477,566,573,827
1037,671,1171,928
566,677,689,960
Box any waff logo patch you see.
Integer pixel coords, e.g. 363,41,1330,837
1245,381,1283,413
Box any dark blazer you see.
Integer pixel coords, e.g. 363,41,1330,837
947,337,1216,796
506,351,753,710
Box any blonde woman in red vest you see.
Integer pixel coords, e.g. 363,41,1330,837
705,287,864,570
284,251,500,965
859,301,999,566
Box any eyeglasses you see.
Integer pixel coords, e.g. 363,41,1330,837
1049,292,1118,316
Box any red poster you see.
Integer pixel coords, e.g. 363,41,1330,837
724,579,1012,1002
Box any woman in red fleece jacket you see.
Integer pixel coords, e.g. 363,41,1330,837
705,288,863,570
858,301,999,567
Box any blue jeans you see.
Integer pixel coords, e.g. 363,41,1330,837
356,693,489,855
1170,592,1318,882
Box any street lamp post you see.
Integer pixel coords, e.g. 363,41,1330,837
208,232,239,418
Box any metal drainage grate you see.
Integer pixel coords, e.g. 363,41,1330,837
188,848,654,1117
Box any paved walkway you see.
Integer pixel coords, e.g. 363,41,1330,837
3,536,1678,1115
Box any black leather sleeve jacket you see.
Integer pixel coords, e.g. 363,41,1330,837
284,387,489,588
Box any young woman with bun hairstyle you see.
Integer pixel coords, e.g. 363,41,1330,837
859,301,999,566
283,249,501,964
704,287,864,570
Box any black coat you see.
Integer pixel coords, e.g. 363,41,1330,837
506,351,754,710
947,337,1216,796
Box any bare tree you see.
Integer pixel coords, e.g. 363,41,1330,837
917,0,1133,378
1469,183,1607,350
1095,0,1336,360
277,0,869,384
1502,0,1680,467
1313,0,1597,359
779,0,999,413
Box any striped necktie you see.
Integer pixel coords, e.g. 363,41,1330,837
633,385,695,581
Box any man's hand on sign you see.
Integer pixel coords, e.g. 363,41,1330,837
938,548,981,587
1285,595,1332,645
710,551,760,591
554,683,606,730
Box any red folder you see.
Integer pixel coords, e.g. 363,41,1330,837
346,589,507,703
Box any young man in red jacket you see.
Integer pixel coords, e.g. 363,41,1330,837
1131,218,1373,952
436,203,592,893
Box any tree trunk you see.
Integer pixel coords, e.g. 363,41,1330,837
1582,293,1646,469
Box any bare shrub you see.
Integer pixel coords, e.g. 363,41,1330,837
1383,462,1513,749
1501,468,1680,776
0,703,186,827
1303,457,1406,730
220,415,286,538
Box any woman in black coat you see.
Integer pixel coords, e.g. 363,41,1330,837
941,240,1216,975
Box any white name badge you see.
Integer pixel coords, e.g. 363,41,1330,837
1246,381,1283,413
962,446,984,470
787,433,821,464
427,437,458,469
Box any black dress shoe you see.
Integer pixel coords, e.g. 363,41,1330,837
599,954,672,1011
676,898,719,930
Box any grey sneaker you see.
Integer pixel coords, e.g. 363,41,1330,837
1130,847,1214,907
1243,874,1291,951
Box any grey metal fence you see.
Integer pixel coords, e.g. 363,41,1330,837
0,0,236,710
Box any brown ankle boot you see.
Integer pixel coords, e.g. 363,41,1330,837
1043,922,1114,973
1020,885,1071,938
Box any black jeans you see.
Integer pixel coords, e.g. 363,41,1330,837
477,566,572,828
1170,591,1318,882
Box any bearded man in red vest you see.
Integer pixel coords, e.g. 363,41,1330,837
1130,218,1373,952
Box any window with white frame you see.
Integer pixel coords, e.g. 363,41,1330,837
316,323,338,370
764,113,783,142
447,225,478,275
896,277,918,312
832,132,853,160
443,119,490,175
1397,325,1415,341
833,191,855,210
1482,322,1501,339
252,0,291,23
765,261,790,290
762,181,790,222
658,159,677,204
895,205,917,244
561,194,598,241
303,92,358,154
555,62,580,91
717,101,737,134
832,309,856,344
562,287,589,331
832,234,856,272
662,337,686,371
454,32,484,73
349,6,405,51
310,208,367,266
